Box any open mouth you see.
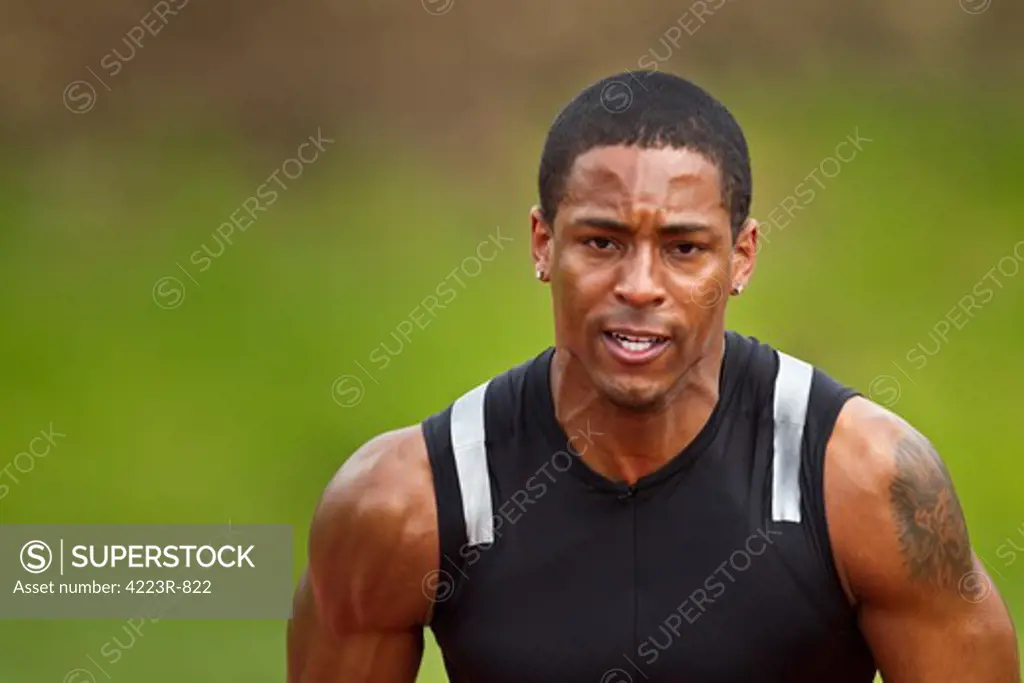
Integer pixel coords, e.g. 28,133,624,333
602,330,671,364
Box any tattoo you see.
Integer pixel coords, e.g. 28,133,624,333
889,429,972,589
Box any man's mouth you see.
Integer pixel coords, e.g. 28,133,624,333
602,330,671,363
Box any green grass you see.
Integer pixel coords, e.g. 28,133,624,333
0,82,1021,680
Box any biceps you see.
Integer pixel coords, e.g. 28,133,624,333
859,562,1019,683
287,571,424,683
290,629,424,683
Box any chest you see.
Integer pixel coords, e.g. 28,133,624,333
432,487,855,683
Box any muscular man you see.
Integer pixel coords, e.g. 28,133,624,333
287,70,1019,682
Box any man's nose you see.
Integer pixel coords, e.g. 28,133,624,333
613,247,666,308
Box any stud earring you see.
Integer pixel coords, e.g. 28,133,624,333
731,283,744,295
536,268,545,281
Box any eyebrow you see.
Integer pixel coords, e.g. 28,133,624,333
575,217,714,235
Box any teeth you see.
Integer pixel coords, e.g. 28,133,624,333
621,339,653,352
610,332,664,353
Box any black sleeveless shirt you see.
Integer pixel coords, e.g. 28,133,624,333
421,331,877,682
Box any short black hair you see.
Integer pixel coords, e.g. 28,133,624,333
538,70,752,239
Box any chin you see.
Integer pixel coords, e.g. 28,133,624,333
597,375,671,413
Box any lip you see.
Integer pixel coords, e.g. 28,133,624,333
604,326,671,338
602,330,671,366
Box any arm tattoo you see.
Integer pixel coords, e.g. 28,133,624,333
889,429,972,589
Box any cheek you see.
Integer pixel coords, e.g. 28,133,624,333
557,261,611,317
551,273,591,335
673,260,730,312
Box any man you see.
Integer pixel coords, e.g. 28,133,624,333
287,70,1020,682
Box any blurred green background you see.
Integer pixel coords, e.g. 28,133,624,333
2,0,1023,680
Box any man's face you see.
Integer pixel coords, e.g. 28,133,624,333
531,145,756,411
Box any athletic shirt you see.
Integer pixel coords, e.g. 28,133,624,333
421,331,878,682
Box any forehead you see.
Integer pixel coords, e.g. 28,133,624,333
561,145,725,216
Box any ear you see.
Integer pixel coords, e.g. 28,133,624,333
530,206,553,283
730,217,757,295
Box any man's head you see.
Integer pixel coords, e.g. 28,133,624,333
531,70,757,411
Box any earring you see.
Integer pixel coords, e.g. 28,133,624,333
731,283,744,295
536,268,545,281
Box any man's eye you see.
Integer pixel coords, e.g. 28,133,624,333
585,237,617,251
672,243,702,255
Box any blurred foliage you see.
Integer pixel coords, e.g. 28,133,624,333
2,0,1023,149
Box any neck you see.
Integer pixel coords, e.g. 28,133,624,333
550,334,726,485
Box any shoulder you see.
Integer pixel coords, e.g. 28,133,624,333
825,395,953,521
307,425,438,634
823,396,973,603
825,395,914,498
315,425,434,518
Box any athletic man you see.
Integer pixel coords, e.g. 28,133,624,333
287,71,1020,682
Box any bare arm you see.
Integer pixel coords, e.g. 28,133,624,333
287,426,440,683
826,397,1020,682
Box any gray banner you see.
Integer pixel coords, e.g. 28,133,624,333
0,524,293,619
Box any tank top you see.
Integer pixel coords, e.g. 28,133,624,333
421,330,877,682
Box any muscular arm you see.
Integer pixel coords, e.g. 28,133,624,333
287,426,440,683
826,397,1020,682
